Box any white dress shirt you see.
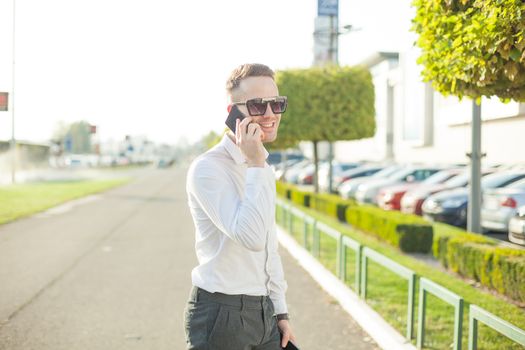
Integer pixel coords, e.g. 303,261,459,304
186,133,288,314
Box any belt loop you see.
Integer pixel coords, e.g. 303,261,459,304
195,287,200,302
241,295,245,313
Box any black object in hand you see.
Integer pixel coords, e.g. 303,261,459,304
225,104,246,133
280,333,300,350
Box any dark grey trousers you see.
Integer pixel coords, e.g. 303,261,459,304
183,287,281,350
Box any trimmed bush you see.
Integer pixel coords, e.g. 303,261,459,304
445,236,525,303
493,252,525,303
309,192,355,221
345,204,433,253
290,188,311,207
418,222,525,303
397,224,433,253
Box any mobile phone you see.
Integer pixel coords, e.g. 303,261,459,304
225,104,246,134
280,333,300,350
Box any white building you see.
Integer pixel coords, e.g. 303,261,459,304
333,6,524,167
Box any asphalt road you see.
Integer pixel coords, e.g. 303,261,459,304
0,167,377,350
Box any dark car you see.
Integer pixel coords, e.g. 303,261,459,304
422,170,525,228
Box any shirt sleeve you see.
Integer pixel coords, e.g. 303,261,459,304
268,231,288,315
187,158,273,252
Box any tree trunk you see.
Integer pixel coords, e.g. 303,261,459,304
280,150,288,181
313,141,319,193
468,100,483,233
328,142,334,193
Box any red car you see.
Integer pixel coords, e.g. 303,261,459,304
378,168,463,211
401,169,494,215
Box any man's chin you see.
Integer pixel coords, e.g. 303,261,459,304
262,133,277,143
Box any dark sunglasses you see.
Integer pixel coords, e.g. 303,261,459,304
233,96,288,116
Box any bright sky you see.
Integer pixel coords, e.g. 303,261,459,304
0,0,411,145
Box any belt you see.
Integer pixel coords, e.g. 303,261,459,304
191,286,269,310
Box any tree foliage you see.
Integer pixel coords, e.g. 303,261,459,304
412,0,525,101
201,130,222,150
275,65,376,143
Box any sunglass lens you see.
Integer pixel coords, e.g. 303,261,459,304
247,100,267,116
270,100,286,114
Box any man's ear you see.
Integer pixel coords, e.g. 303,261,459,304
227,104,232,113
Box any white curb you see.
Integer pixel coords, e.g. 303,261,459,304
277,226,417,350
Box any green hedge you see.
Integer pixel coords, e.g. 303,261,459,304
277,181,525,303
345,204,433,253
276,180,434,253
276,181,355,220
436,231,525,303
310,192,355,222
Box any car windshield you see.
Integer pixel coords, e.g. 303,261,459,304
371,166,400,178
481,172,525,189
444,172,469,187
340,164,358,171
508,178,525,189
389,168,415,181
421,170,456,185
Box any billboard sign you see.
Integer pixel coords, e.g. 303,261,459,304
318,0,338,16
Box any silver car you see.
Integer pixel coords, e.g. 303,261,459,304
318,162,361,192
482,178,525,232
283,160,312,184
355,166,443,204
508,205,525,245
338,165,401,199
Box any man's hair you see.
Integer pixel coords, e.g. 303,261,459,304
226,63,275,96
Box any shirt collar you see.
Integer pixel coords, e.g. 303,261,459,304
221,133,269,165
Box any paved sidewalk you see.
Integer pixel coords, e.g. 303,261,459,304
0,167,378,349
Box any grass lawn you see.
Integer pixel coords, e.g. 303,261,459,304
277,201,525,350
0,178,131,225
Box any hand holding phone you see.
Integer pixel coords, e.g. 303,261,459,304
226,104,265,167
225,104,246,134
280,332,300,350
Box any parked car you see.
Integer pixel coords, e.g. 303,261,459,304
356,166,443,204
401,169,495,215
283,159,313,184
296,163,316,185
318,162,362,192
481,178,525,232
508,205,525,246
422,170,525,228
333,165,385,193
273,158,304,180
267,151,304,166
377,168,462,211
338,165,402,199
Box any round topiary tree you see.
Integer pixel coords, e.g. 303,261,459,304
412,0,525,233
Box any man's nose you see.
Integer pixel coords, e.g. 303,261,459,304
262,102,275,118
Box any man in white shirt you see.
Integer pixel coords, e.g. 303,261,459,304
184,63,296,349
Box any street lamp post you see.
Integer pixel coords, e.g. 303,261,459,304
11,0,16,184
314,20,360,193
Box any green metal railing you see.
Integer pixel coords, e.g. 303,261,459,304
340,235,362,293
275,198,525,349
468,305,525,349
361,246,416,340
315,221,342,275
417,278,464,350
